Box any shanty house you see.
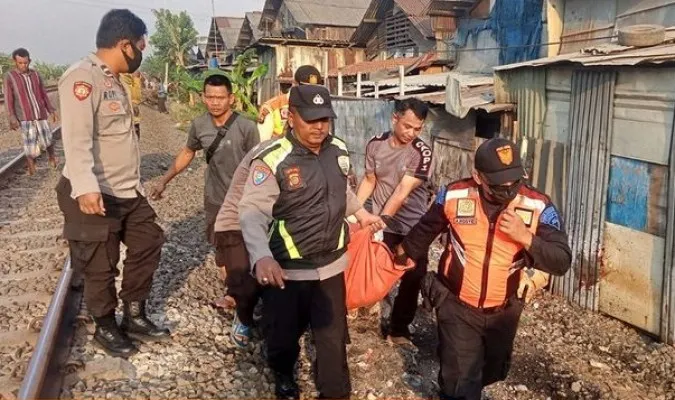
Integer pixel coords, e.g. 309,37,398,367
236,12,264,49
258,0,371,41
206,17,245,65
351,0,436,60
254,0,370,101
494,27,675,346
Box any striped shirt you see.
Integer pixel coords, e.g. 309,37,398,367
3,69,55,122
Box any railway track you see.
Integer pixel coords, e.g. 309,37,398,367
0,129,84,400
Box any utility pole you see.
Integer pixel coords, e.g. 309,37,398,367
211,0,218,61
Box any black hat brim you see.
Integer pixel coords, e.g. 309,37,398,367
296,107,337,122
482,166,525,185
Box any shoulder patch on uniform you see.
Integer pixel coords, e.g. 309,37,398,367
252,165,272,186
540,205,561,230
412,137,433,177
73,81,92,101
337,155,350,175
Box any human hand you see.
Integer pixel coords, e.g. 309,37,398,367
499,210,533,248
149,182,167,200
9,116,20,131
255,257,287,289
517,269,550,303
257,108,269,123
77,192,106,216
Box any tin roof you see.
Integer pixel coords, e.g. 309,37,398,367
213,17,245,49
362,71,454,87
329,52,438,76
495,30,675,71
351,0,433,45
395,0,434,38
283,0,370,27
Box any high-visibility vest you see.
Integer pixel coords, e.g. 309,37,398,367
440,180,547,308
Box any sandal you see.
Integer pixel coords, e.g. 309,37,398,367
231,313,252,348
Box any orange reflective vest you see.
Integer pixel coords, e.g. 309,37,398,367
440,180,548,308
260,93,289,136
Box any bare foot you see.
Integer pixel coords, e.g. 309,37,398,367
49,157,59,169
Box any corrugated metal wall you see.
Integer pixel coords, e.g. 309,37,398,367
665,108,675,345
332,98,395,177
599,68,675,337
555,70,616,312
495,68,547,139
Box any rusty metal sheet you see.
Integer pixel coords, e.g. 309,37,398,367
430,137,475,188
559,0,617,54
599,222,665,335
612,68,675,166
554,70,616,312
332,98,395,177
495,68,546,139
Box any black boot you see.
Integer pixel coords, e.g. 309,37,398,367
120,301,171,341
274,372,300,399
93,314,138,358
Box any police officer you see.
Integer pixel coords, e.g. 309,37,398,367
395,138,572,400
239,85,383,399
56,9,169,358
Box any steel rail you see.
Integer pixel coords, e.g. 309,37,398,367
17,257,73,400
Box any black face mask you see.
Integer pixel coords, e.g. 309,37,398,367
484,180,523,205
123,44,143,73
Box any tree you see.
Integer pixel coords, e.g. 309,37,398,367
141,54,166,80
220,49,269,119
149,9,198,69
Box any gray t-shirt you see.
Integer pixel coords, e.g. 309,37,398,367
365,131,433,235
186,112,259,208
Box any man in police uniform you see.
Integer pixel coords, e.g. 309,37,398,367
395,138,572,400
239,85,384,399
56,9,169,358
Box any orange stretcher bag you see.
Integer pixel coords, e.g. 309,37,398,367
344,224,415,310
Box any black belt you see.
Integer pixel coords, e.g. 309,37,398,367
449,292,517,315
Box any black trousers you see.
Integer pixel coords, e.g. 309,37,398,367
214,230,261,327
263,272,350,399
436,294,523,400
56,177,165,318
134,123,141,139
383,232,429,337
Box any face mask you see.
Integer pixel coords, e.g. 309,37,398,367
123,43,143,73
485,180,523,205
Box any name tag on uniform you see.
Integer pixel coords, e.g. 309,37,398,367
454,199,477,225
457,199,476,217
514,207,534,227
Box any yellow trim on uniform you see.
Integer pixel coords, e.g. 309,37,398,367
330,136,348,152
262,137,293,173
337,223,346,250
278,220,301,259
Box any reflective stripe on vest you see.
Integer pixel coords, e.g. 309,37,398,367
262,137,293,173
278,220,302,259
442,186,546,308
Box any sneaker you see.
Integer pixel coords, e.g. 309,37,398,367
231,312,252,348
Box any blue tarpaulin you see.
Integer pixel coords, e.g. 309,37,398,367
453,0,544,65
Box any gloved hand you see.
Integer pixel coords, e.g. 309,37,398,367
421,272,450,312
517,268,550,304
